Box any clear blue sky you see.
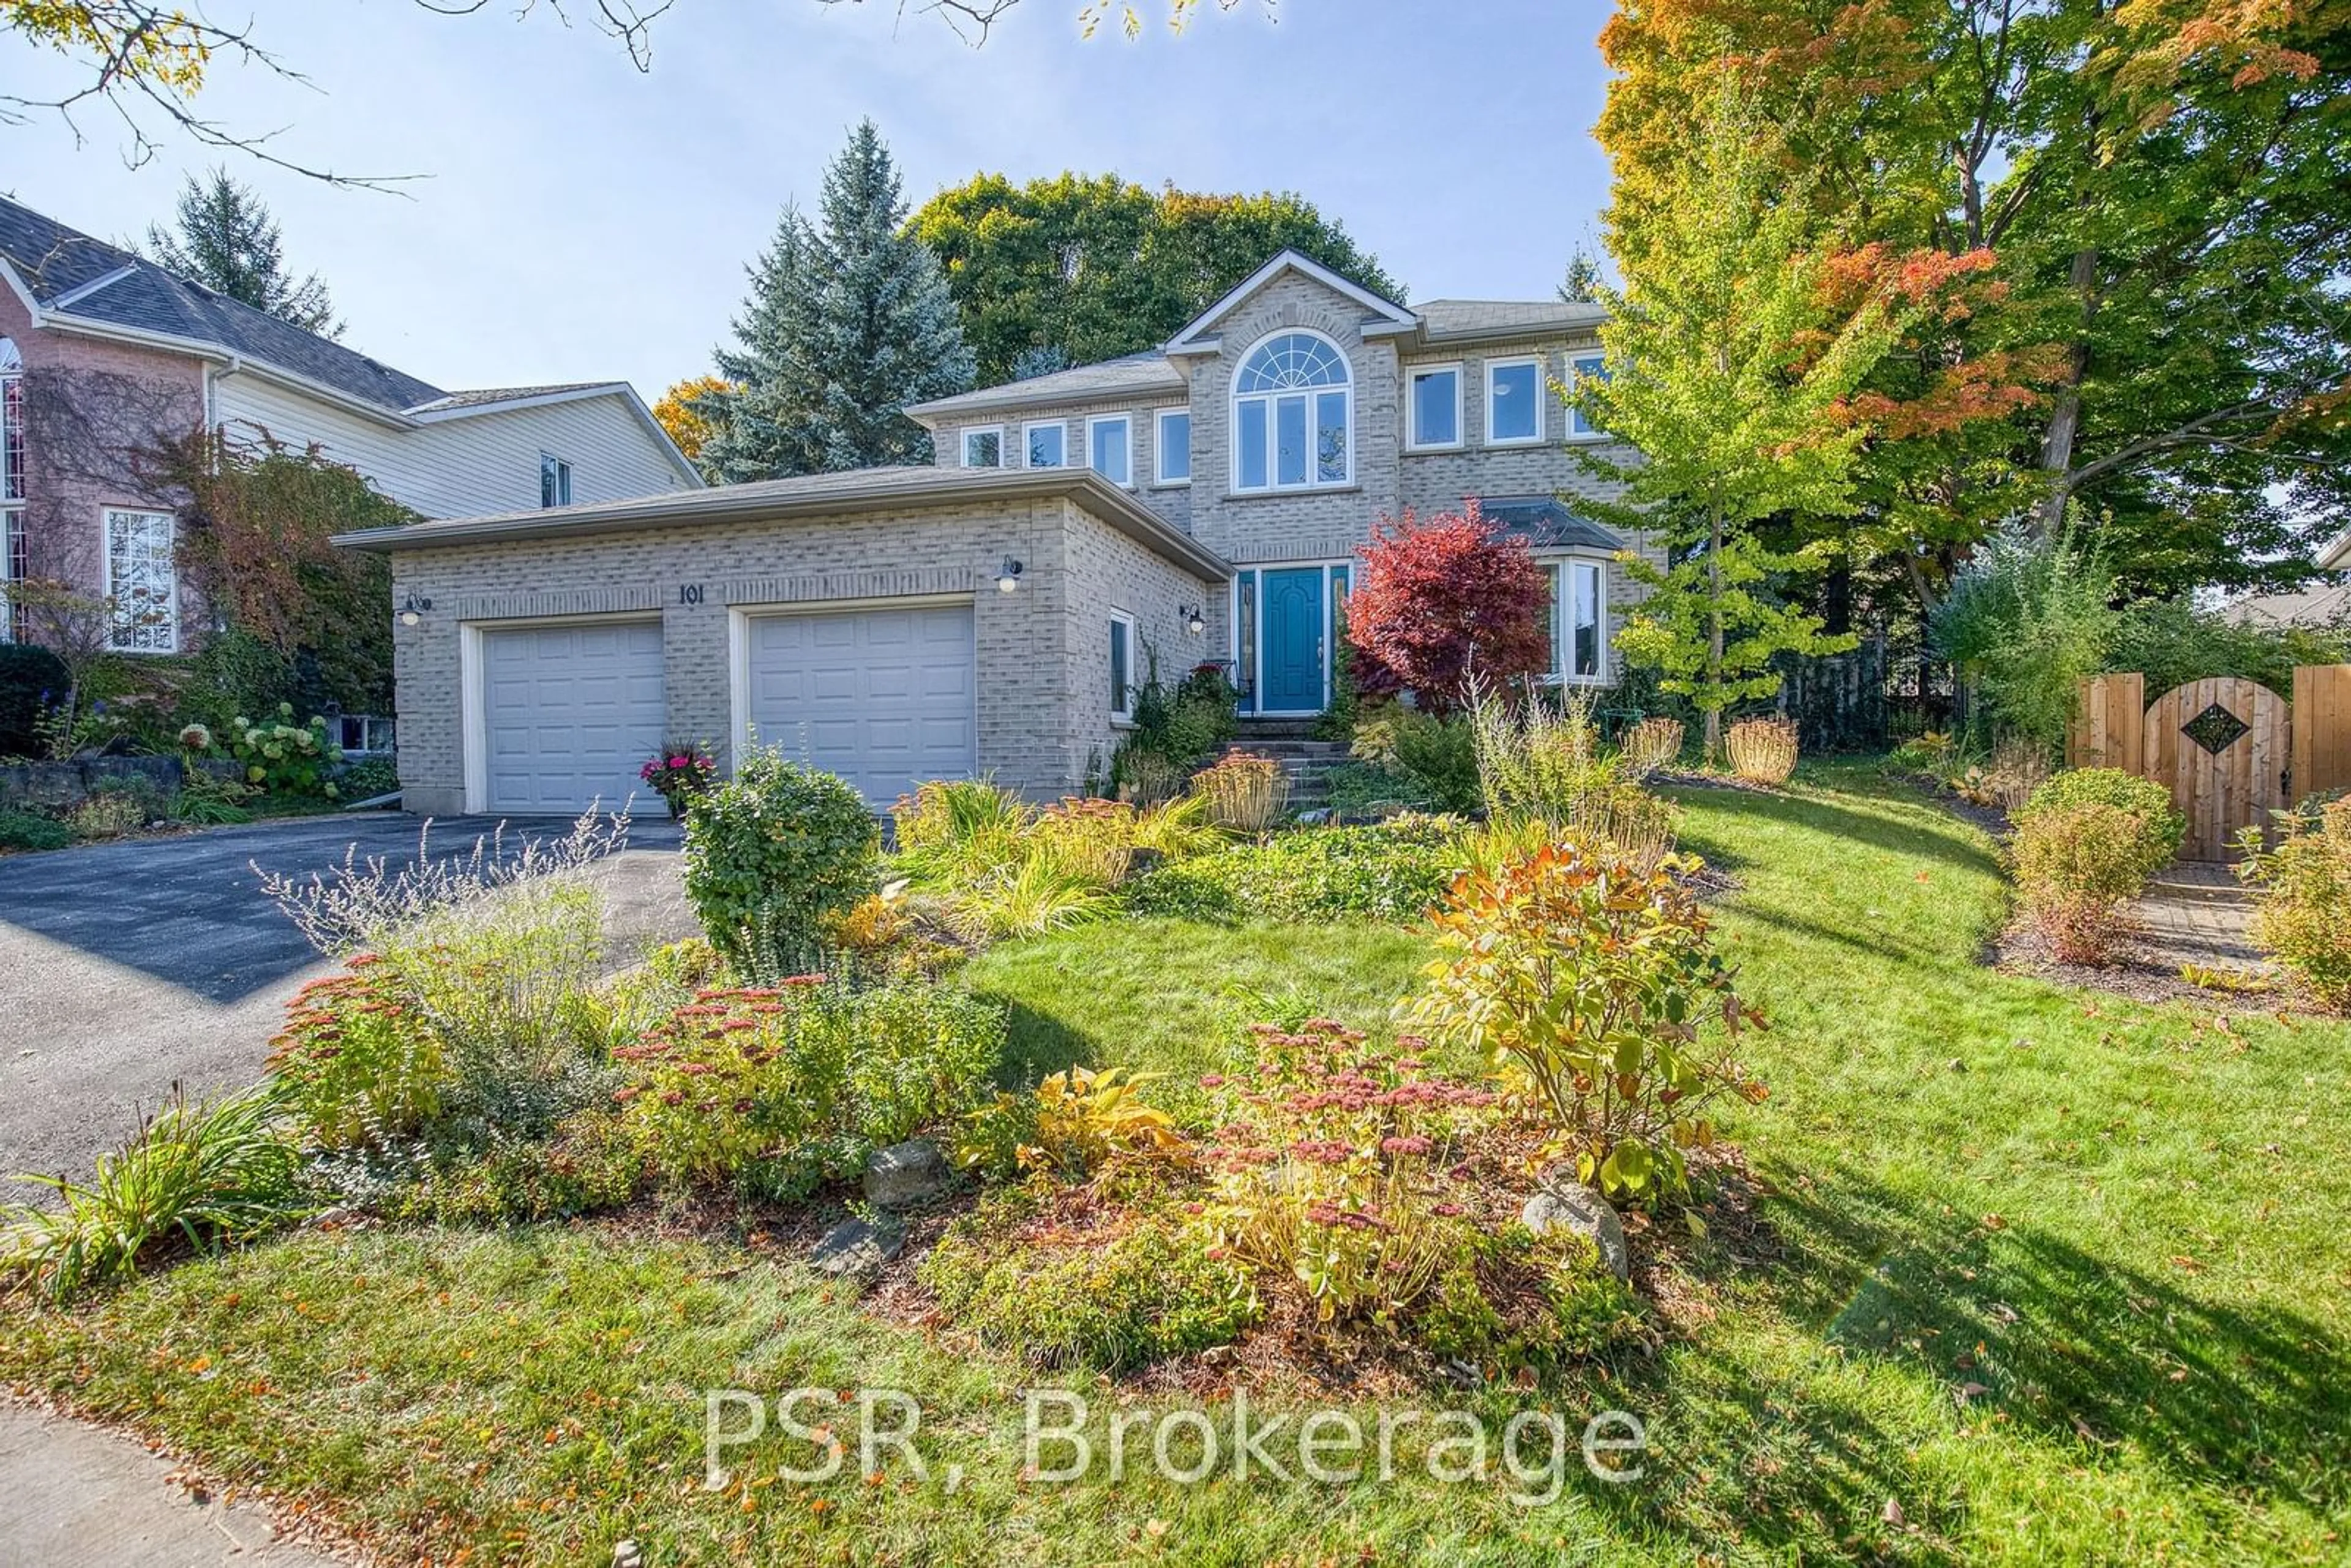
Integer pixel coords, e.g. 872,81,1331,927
1,0,1618,402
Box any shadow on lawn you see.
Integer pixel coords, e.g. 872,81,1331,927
1774,1164,2345,1513
1672,778,2004,882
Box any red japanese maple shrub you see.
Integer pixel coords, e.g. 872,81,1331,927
1347,501,1553,713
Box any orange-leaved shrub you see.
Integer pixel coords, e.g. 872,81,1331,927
1403,837,1765,1201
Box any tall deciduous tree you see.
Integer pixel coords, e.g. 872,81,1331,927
652,375,733,463
1578,84,1930,760
909,174,1401,387
1597,0,2351,601
145,168,340,336
699,121,975,482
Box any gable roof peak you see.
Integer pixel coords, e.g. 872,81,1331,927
1163,249,1418,355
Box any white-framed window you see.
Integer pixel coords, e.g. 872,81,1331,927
103,507,178,653
1567,353,1610,439
1406,364,1463,451
1485,356,1545,446
0,508,23,645
1546,558,1607,682
1109,609,1137,722
1025,421,1067,469
1,336,23,505
1154,408,1191,486
1088,413,1132,486
1231,329,1351,493
961,426,1004,468
540,453,572,508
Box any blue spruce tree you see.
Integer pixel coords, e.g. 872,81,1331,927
699,121,973,481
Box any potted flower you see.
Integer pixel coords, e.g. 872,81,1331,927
640,741,718,818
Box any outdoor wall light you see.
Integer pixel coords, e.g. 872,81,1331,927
996,558,1024,593
398,593,433,627
1180,603,1205,636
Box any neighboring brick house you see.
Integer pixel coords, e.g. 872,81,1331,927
0,195,700,669
343,251,1658,814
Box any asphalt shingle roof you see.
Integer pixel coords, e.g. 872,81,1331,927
1417,299,1608,340
1477,495,1624,553
407,384,617,413
0,195,448,413
906,353,1187,418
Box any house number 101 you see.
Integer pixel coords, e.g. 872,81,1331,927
678,583,705,606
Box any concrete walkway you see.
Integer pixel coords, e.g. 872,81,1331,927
0,1400,352,1566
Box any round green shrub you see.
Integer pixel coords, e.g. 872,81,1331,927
2019,768,2185,863
681,747,878,975
0,809,72,852
0,643,70,759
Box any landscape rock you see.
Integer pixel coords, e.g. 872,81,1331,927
809,1216,904,1277
863,1138,952,1208
1521,1173,1630,1282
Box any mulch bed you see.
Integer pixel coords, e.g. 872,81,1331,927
1988,916,2304,1014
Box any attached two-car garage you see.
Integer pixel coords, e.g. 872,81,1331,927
475,602,978,815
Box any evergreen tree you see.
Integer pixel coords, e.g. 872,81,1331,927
700,121,974,481
145,168,340,337
1557,248,1602,304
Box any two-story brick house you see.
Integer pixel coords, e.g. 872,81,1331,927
0,195,700,664
345,251,1654,814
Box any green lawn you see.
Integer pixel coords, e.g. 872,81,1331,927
5,767,2347,1565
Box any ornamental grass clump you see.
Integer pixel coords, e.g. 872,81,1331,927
2236,797,2351,1011
1404,838,1766,1202
614,977,1003,1199
1190,749,1291,832
954,1066,1185,1182
1619,716,1685,779
1724,715,1799,786
1195,1019,1501,1324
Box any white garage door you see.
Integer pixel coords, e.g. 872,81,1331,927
482,620,666,813
746,602,976,805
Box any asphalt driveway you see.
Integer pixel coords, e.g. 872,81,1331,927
0,812,687,1188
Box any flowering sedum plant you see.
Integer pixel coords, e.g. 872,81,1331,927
1195,1019,1499,1324
613,977,1003,1199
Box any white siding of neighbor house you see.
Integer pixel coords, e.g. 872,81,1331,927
208,374,690,520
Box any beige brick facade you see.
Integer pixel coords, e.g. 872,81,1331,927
375,488,1221,812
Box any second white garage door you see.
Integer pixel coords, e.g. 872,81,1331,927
744,602,977,805
482,620,666,814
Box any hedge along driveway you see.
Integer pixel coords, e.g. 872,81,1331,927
0,814,689,1190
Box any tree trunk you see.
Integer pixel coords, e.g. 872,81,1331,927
1704,503,1725,765
2034,246,2101,535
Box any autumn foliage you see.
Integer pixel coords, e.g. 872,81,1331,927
1346,501,1553,713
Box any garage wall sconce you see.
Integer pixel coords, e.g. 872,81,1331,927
996,558,1024,593
398,593,433,628
1179,603,1205,636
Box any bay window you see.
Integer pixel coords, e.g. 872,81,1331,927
1548,558,1606,683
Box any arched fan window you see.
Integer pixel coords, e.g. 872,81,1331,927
1231,329,1351,492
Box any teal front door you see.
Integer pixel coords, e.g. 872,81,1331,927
1260,568,1326,713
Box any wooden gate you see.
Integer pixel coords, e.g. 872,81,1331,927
2073,664,2351,860
2140,677,2290,861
